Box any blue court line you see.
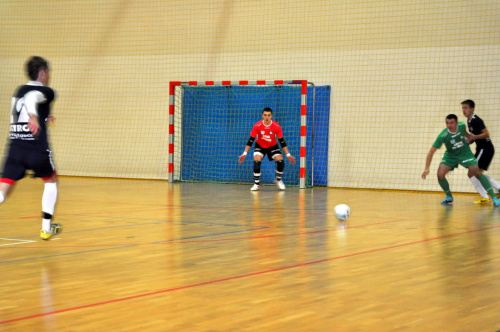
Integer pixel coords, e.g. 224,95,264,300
150,226,268,244
13,220,166,239
70,214,255,227
0,226,269,265
12,214,256,239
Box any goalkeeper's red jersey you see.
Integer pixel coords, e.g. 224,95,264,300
250,120,283,148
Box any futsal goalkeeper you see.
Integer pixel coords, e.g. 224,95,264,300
422,114,499,206
238,107,296,191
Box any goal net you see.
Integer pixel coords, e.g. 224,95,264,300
169,80,319,188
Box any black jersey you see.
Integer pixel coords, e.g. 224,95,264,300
467,114,493,149
9,82,56,148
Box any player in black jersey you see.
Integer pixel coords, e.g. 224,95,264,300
0,56,61,240
462,100,500,204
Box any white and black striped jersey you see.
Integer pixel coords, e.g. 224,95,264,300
467,114,493,149
9,81,56,148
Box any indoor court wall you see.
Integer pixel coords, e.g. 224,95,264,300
0,1,498,191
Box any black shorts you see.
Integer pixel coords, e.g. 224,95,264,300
254,143,282,161
1,142,56,183
475,145,494,171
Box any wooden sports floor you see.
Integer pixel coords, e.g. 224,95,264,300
1,177,500,331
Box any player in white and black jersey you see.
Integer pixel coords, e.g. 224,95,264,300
0,56,61,240
462,99,500,204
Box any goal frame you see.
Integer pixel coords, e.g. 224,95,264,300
168,80,310,189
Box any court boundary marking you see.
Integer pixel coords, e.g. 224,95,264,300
10,214,263,239
0,238,36,247
0,226,268,264
2,224,499,325
0,218,405,264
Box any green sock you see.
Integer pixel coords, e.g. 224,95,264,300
438,178,452,197
478,175,495,198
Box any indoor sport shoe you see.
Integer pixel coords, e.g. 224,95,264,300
493,197,500,207
276,180,286,190
473,198,491,204
40,223,62,241
441,196,453,205
250,184,260,191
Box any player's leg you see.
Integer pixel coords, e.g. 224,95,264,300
40,172,60,238
0,182,13,204
470,175,489,203
469,149,491,204
485,175,500,192
437,164,453,204
0,146,26,204
274,155,285,181
468,164,499,206
478,146,500,192
270,146,285,190
252,145,264,191
471,148,492,203
273,155,286,190
31,148,62,239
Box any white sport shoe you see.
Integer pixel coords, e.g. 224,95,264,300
276,180,285,190
250,184,260,191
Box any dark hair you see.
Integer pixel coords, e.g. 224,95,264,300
26,56,49,80
461,99,475,109
446,114,458,122
262,107,273,114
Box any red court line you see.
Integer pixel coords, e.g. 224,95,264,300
0,218,406,249
2,224,499,325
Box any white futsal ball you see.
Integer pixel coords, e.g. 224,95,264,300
334,204,351,221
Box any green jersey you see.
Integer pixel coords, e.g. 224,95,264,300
433,122,473,157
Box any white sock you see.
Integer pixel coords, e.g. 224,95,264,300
470,176,489,199
42,183,57,231
42,182,57,215
0,192,4,204
486,175,500,191
42,219,51,232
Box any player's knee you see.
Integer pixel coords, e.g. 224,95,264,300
467,168,480,178
276,159,285,172
253,161,261,173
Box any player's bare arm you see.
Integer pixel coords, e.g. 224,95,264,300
239,136,255,164
282,146,296,165
277,136,296,165
422,146,437,179
28,115,40,136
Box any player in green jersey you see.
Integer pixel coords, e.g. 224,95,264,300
422,114,500,206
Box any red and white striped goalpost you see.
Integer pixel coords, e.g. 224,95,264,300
169,80,308,189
